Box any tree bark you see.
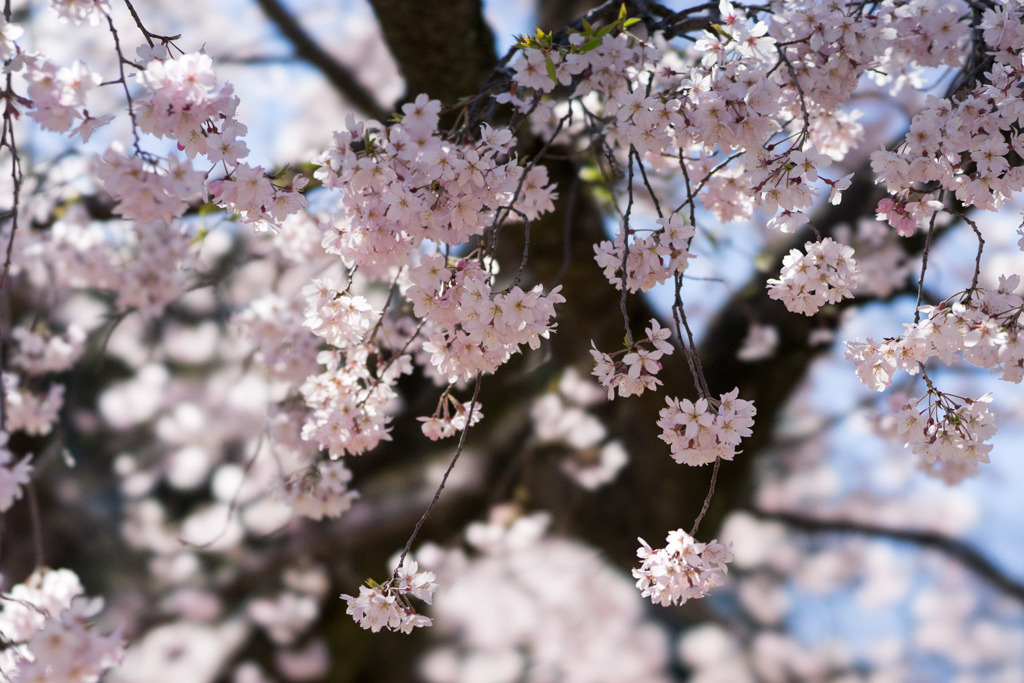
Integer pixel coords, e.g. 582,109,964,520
366,0,498,108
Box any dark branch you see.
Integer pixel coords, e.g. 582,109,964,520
749,506,1024,604
253,0,390,121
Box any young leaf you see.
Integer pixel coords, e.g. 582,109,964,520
545,55,558,84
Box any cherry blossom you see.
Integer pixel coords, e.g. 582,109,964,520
657,388,756,466
633,529,732,607
2,0,1024,677
767,238,860,316
341,561,437,634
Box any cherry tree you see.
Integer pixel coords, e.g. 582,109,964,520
1,0,1023,680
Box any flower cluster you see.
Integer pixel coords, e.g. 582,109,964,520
278,459,359,521
875,195,943,238
847,277,1023,482
302,278,379,350
0,567,124,681
11,325,86,374
506,0,892,234
50,0,111,25
299,346,405,458
315,97,554,277
594,214,695,293
418,392,483,441
530,368,629,491
294,98,562,467
1,323,84,440
5,375,64,436
234,293,322,384
894,390,997,484
134,50,306,231
846,275,1024,392
632,529,732,607
873,0,1023,225
24,56,104,136
656,388,756,466
96,148,205,224
409,255,565,384
766,237,860,315
341,561,437,634
590,319,674,399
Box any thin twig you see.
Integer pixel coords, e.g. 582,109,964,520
962,212,985,295
394,373,483,576
104,10,145,156
619,147,638,345
913,209,939,324
26,483,44,567
671,281,710,397
690,457,720,536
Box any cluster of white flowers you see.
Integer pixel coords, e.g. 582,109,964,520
22,55,104,136
656,388,756,466
847,276,1022,481
278,459,359,521
873,0,1023,224
418,393,483,441
0,567,124,681
916,276,1024,382
302,278,379,350
50,0,110,25
594,214,696,294
845,333,931,393
590,319,674,399
234,293,321,384
4,374,65,437
408,254,565,384
11,325,86,374
299,346,405,458
341,561,438,634
767,237,860,316
633,529,732,607
894,391,997,484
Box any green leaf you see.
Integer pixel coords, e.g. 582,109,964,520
582,17,593,35
545,55,558,83
623,17,641,28
596,23,615,38
582,37,602,52
579,165,604,183
618,3,627,21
